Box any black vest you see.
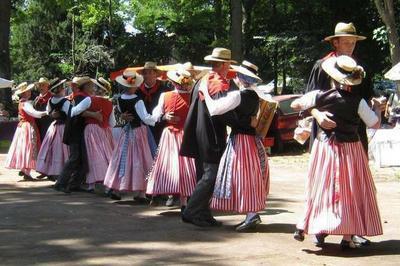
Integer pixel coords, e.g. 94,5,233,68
49,98,68,124
315,88,362,142
230,89,259,136
117,96,142,129
63,95,87,145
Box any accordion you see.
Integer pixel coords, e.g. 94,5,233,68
251,99,278,138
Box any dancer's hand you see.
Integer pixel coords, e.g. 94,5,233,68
120,111,133,122
312,109,337,130
163,112,180,124
93,111,103,122
371,96,387,112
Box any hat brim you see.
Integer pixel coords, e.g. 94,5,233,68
324,34,366,42
15,84,35,95
91,79,108,92
231,65,262,83
50,79,67,92
204,55,237,64
321,57,363,86
166,70,192,85
115,74,144,88
137,67,163,76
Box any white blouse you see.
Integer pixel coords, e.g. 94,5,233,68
22,101,46,118
119,94,157,126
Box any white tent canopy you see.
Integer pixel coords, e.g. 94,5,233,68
0,78,13,89
384,62,400,81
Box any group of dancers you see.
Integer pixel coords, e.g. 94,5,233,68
5,22,385,249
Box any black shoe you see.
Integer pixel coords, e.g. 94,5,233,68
18,171,24,176
352,235,371,246
182,214,212,227
22,174,34,181
133,196,150,204
206,216,223,227
57,185,71,194
313,233,328,247
47,175,57,182
107,191,121,200
294,229,305,242
235,214,261,232
340,240,358,250
36,174,46,179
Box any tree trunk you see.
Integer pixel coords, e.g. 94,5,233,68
374,0,400,66
230,0,243,62
214,0,224,40
242,0,256,57
0,0,12,107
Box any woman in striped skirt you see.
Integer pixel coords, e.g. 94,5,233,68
291,55,383,249
36,80,70,181
208,61,269,231
146,68,196,211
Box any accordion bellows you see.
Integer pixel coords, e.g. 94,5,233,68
252,100,278,138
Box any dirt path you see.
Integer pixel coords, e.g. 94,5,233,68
0,153,399,265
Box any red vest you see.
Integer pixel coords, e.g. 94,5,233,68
85,96,113,128
163,91,190,131
18,100,35,124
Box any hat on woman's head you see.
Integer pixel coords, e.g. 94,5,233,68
50,79,67,93
232,60,262,84
322,55,365,86
36,77,50,85
116,69,144,88
167,68,192,86
14,82,35,95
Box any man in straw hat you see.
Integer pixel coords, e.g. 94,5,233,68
137,61,172,144
180,47,240,227
33,77,53,146
303,22,385,246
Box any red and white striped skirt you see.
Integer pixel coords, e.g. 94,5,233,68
211,134,269,213
84,124,115,184
36,122,69,176
5,121,40,171
296,139,383,236
146,128,196,197
104,125,153,192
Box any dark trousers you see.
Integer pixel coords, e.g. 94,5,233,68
57,141,87,188
183,162,219,220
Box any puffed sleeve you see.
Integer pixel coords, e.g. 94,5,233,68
135,99,157,126
22,101,46,118
70,97,91,117
358,99,379,127
151,92,165,121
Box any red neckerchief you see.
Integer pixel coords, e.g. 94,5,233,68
139,80,160,104
199,71,230,101
36,91,52,105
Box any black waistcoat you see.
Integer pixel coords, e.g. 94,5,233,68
63,95,87,145
118,96,142,129
49,98,68,124
315,88,362,142
230,89,259,136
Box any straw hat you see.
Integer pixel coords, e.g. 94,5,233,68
137,61,162,75
167,68,192,85
322,55,365,86
324,22,366,42
36,77,50,85
15,82,35,95
204,47,237,64
116,69,144,88
50,79,67,93
384,62,400,81
71,76,92,88
231,60,262,83
92,77,112,92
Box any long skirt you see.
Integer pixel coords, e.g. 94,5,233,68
84,124,114,185
146,128,196,197
210,134,269,213
104,125,153,192
36,122,69,176
296,139,383,236
5,121,40,170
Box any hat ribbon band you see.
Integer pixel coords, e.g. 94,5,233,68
334,31,357,35
242,65,258,75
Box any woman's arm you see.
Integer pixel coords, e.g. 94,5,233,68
135,100,157,126
23,102,47,118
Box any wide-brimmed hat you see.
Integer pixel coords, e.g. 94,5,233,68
137,61,162,75
324,22,366,42
116,69,144,88
167,68,192,85
322,55,365,86
384,62,400,81
36,77,50,85
70,76,92,89
231,60,262,83
15,82,35,95
92,77,112,92
50,79,67,93
204,47,237,64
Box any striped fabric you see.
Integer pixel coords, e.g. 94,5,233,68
36,122,69,176
296,139,383,236
84,124,115,185
103,125,153,192
5,121,40,171
146,128,196,197
211,134,270,213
